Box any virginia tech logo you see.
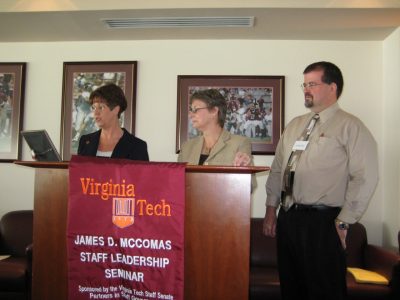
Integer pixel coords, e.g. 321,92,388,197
79,177,172,229
112,198,135,228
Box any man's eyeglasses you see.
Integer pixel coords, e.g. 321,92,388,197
189,106,208,113
300,82,325,90
91,104,108,112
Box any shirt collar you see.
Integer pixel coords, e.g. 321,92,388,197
318,102,339,123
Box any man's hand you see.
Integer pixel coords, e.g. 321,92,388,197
335,222,348,249
263,205,277,237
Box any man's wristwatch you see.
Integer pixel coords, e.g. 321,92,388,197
335,219,350,230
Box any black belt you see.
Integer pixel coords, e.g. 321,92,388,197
290,204,340,211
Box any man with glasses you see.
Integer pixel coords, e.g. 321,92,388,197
263,61,378,300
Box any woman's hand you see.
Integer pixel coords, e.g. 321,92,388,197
233,152,251,166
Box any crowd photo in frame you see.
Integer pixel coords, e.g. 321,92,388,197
0,62,26,162
176,75,284,155
61,61,137,161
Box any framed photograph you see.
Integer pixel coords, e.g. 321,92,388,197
0,63,26,162
176,75,284,155
61,61,137,160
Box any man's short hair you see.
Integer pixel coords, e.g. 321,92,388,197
303,61,344,99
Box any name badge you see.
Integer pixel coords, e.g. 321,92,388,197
292,140,309,151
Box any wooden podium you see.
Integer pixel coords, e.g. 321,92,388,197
16,161,268,300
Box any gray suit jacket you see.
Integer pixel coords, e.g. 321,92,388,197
178,130,252,166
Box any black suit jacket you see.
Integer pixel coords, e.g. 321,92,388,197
78,128,149,161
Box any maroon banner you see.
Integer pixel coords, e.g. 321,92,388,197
67,156,186,300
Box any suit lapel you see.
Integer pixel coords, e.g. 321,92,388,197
190,136,204,164
207,130,229,162
87,130,101,156
111,129,126,158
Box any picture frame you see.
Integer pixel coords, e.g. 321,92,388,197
176,75,284,155
0,63,26,162
61,61,137,161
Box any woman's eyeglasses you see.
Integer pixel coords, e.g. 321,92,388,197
91,104,108,112
189,106,208,113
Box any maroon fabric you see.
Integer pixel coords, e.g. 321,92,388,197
67,156,186,300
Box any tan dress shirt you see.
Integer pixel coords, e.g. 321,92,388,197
266,102,378,224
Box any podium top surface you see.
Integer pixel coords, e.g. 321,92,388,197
14,160,269,174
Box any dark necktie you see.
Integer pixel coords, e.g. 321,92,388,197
281,114,320,210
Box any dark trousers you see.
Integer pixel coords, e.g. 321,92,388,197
277,207,347,300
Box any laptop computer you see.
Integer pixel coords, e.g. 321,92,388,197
21,130,62,162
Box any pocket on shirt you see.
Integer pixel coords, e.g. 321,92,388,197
312,136,346,162
317,136,342,149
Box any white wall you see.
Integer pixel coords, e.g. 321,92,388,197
383,28,400,249
0,39,390,245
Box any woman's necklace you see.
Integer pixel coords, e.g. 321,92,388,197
202,144,214,155
202,131,222,155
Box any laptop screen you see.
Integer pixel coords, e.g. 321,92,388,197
21,130,62,162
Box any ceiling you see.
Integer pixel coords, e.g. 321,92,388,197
0,1,400,42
